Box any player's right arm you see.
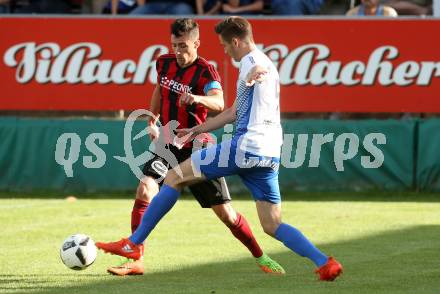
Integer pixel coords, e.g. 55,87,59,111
148,84,161,120
177,101,236,140
199,101,236,133
147,84,161,140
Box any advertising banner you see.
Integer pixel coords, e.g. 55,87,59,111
1,17,439,112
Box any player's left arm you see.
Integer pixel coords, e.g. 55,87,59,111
179,88,224,112
180,81,225,112
176,101,236,143
180,64,224,111
245,65,268,86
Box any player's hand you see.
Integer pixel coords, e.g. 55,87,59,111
174,128,196,149
179,92,200,106
246,65,268,86
147,114,160,141
176,127,195,138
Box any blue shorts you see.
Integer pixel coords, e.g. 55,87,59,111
191,139,281,204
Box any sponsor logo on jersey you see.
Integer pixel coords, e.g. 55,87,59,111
160,76,192,94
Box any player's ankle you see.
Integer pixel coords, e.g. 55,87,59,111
255,253,267,260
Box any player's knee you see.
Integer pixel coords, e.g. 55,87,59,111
212,204,236,226
163,169,181,189
136,177,159,202
219,212,235,226
261,221,279,237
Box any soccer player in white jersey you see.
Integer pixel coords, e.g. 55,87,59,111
96,16,343,281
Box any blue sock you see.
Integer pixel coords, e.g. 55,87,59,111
275,223,328,267
129,184,180,244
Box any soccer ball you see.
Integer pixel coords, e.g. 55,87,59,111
60,234,97,270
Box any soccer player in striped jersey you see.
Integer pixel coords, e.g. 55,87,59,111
98,17,342,281
98,16,343,281
104,18,284,276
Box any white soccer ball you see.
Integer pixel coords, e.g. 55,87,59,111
60,234,97,270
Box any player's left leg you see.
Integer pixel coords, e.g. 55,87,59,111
209,199,285,274
255,200,328,264
255,200,342,281
239,163,342,281
96,158,205,259
211,202,264,257
188,178,267,259
189,141,285,274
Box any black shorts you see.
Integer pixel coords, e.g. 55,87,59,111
142,145,231,208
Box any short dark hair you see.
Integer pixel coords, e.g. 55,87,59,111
214,16,253,43
171,18,199,39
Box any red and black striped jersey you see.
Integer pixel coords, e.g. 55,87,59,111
156,53,221,129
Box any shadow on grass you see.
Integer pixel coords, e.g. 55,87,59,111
3,225,440,294
1,190,440,202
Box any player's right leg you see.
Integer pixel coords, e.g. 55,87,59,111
132,177,159,233
106,177,159,276
131,155,170,234
96,158,205,259
104,157,167,274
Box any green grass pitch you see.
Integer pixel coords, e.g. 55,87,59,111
1,192,440,294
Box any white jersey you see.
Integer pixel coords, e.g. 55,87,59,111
233,48,283,158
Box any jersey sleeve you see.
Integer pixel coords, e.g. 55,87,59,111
239,54,257,83
201,64,222,95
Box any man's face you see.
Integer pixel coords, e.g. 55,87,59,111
219,35,239,62
171,32,199,67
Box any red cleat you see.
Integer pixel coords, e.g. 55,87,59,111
95,238,142,260
315,257,343,281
